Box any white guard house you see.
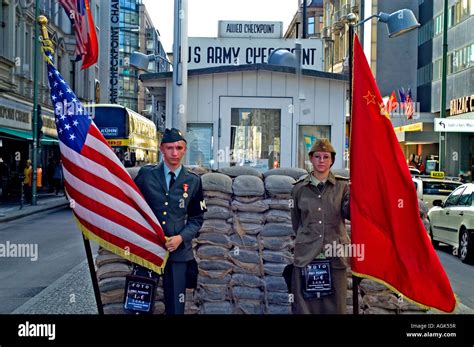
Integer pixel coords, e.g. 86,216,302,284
140,26,348,173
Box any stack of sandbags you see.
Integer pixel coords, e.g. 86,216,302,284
261,172,296,314
359,278,428,314
95,248,170,314
196,173,234,314
229,174,267,314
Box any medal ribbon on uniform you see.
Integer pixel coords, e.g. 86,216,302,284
183,183,189,198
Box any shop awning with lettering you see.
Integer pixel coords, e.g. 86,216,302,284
0,127,59,145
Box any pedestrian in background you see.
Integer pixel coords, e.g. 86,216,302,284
53,160,63,195
134,128,207,314
23,159,32,203
290,138,350,314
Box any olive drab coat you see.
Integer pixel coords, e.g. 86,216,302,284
291,172,350,268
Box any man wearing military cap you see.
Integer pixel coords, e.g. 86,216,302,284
134,128,206,314
290,138,350,314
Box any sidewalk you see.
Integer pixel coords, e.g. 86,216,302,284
0,193,69,223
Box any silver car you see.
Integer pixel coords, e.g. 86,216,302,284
427,183,474,264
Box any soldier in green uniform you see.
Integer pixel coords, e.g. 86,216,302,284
134,128,206,315
290,138,350,314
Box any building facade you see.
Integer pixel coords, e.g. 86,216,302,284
284,0,324,39
0,0,105,201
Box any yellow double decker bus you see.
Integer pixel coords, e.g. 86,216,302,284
86,104,158,167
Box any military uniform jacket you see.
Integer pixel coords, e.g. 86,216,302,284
134,163,206,262
291,172,350,268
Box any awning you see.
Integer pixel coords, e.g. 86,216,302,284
0,127,59,145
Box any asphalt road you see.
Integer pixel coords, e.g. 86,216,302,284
0,208,472,313
0,207,95,313
435,245,474,310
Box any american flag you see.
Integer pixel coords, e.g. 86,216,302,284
405,87,414,120
45,51,168,274
59,0,98,69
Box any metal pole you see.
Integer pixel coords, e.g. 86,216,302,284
172,0,188,133
348,20,360,315
82,235,104,314
302,0,308,39
31,0,40,205
439,0,448,172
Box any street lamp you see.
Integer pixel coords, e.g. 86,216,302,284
347,8,419,315
130,51,170,71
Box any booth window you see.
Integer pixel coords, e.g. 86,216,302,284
230,108,281,172
298,125,331,172
186,123,214,168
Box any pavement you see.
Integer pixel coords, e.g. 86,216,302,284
2,197,474,315
0,192,70,223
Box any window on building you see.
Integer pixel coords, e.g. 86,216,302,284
298,125,331,171
433,59,441,80
308,17,315,35
230,108,281,171
186,123,214,168
434,14,443,35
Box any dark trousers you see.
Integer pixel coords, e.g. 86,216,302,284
163,261,187,315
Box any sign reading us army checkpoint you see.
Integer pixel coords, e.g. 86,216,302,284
187,38,323,71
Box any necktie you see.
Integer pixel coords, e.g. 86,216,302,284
169,171,176,190
317,182,324,192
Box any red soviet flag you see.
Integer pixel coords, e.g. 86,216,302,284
350,34,456,313
81,0,99,70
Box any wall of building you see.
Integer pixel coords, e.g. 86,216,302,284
162,69,347,169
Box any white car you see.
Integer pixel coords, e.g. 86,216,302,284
427,183,474,264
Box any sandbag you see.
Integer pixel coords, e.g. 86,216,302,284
264,276,288,292
260,236,293,251
197,284,230,302
98,277,127,293
263,167,308,180
263,262,287,276
264,209,291,223
264,198,291,211
234,195,264,203
262,250,293,264
234,300,264,314
231,286,264,301
233,221,264,236
198,259,233,272
200,301,234,314
230,273,264,288
230,234,259,251
200,219,232,234
201,173,233,194
232,175,265,196
96,263,132,280
231,200,269,213
261,223,294,237
267,291,291,305
204,205,231,220
267,304,291,314
219,166,263,179
204,190,232,201
195,233,232,248
264,175,295,195
234,212,265,225
228,249,260,265
196,245,228,260
198,270,232,286
205,198,231,208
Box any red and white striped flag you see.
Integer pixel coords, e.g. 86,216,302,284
44,49,168,274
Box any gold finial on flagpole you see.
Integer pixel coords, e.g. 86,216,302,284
38,15,54,61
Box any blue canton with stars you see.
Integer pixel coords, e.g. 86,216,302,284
46,53,92,153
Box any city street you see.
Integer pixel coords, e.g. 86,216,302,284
0,207,96,313
0,208,473,313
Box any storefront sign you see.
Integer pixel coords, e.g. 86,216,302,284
394,123,423,133
188,38,323,70
42,115,58,137
107,139,129,146
218,21,282,38
434,118,474,132
100,127,119,137
0,105,30,130
109,0,120,104
450,95,474,116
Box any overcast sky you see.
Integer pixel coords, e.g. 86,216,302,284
142,0,300,52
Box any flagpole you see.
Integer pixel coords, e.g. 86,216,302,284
31,0,41,205
38,15,104,315
347,15,360,315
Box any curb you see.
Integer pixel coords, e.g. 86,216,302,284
0,199,69,223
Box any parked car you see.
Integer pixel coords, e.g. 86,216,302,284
412,176,462,209
427,183,474,264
